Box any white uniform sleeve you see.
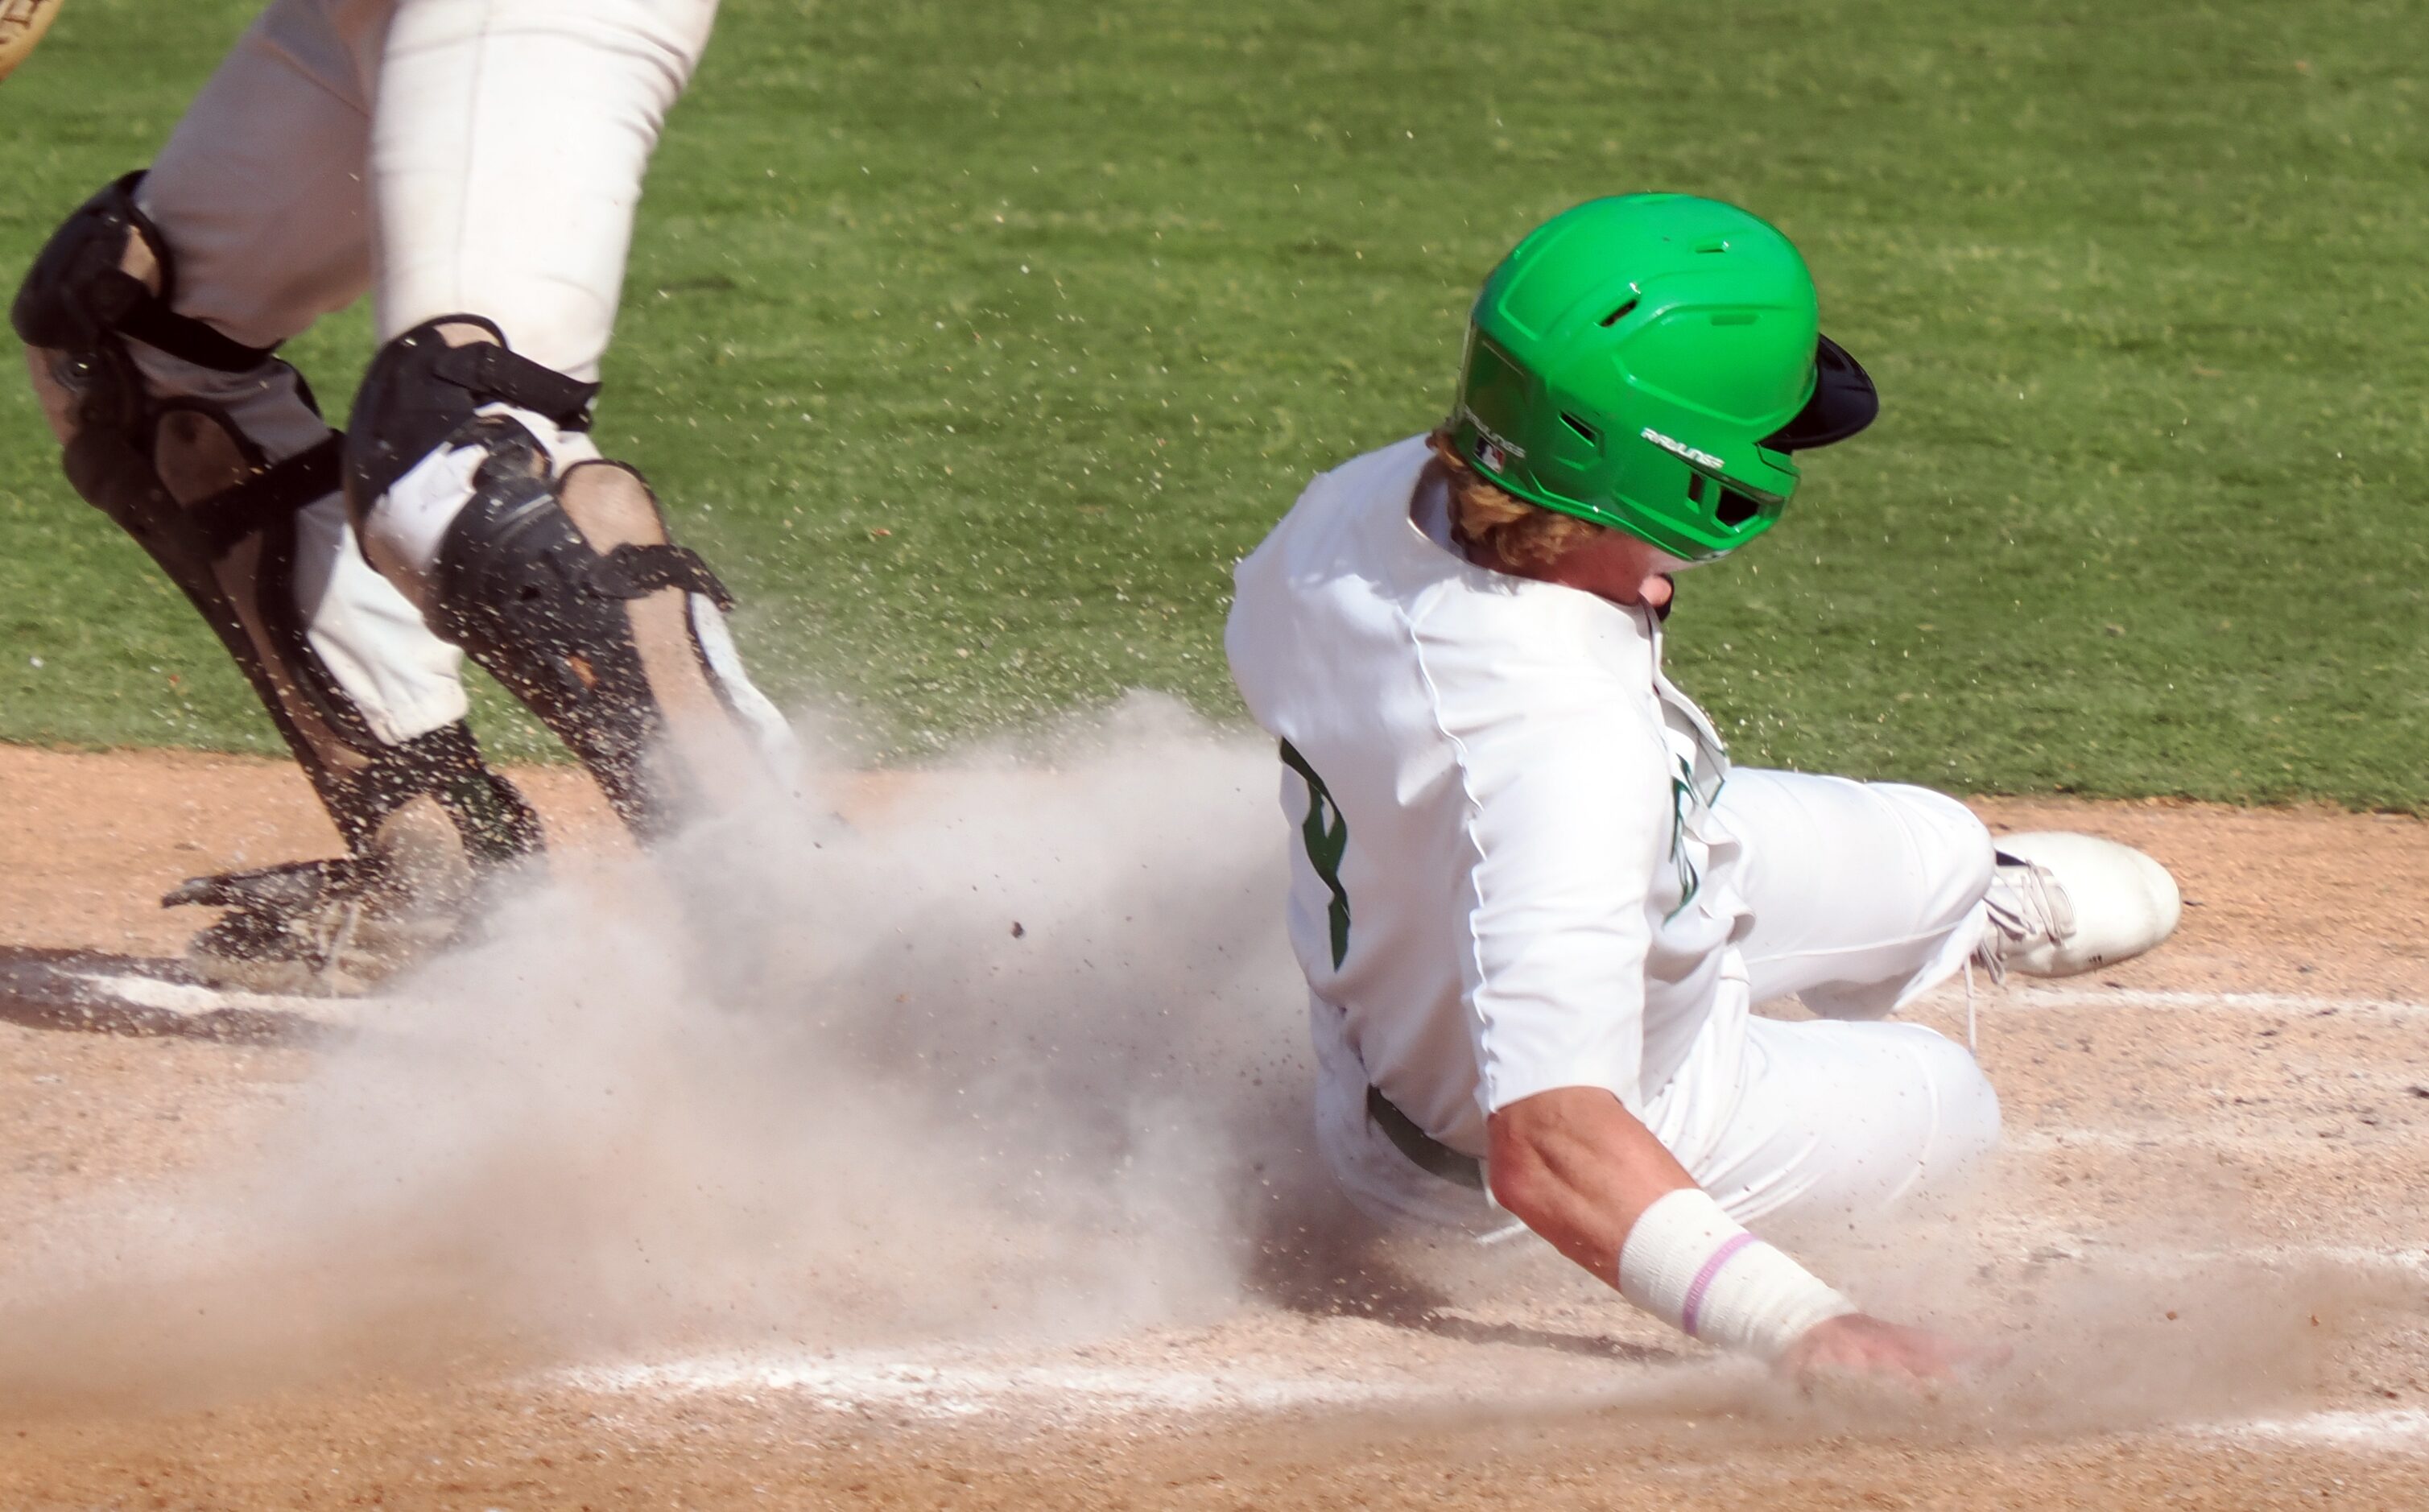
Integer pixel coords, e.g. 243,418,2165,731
1435,646,1673,1116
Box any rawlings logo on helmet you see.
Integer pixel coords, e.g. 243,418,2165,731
1639,427,1726,473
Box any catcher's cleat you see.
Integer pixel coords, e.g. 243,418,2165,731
1973,831,2181,981
165,793,521,998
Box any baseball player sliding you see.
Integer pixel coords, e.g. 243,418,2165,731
12,0,794,991
1227,195,2182,1379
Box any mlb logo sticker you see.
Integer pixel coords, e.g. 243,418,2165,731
1478,439,1506,472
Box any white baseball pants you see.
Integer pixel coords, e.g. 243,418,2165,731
1314,769,2004,1236
129,0,719,744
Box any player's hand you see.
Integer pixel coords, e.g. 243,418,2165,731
1776,1312,2009,1384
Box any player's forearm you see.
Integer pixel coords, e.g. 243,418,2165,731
1485,1086,1694,1275
1487,1088,1857,1361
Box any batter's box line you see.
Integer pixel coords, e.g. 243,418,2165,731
2010,1124,2429,1155
1927,986,2429,1017
551,1352,1481,1419
2198,1405,2429,1456
552,1337,2429,1454
2002,1238,2429,1282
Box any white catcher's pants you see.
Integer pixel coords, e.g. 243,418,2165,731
129,0,719,744
1315,770,2004,1237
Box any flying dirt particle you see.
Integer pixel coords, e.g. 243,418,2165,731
1011,921,1026,938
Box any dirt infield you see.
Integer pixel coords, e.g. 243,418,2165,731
6,743,2429,1509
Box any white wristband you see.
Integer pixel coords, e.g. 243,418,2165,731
1615,1188,1857,1361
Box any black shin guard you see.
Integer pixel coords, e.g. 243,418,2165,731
429,421,735,832
348,317,791,837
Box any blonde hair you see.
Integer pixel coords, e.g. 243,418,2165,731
1425,428,1601,571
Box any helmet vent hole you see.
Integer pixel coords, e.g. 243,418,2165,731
1598,299,1639,328
1685,475,1709,506
1559,412,1600,444
1715,488,1761,527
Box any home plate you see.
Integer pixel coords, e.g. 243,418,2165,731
0,944,360,1040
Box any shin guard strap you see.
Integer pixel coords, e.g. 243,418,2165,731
112,291,277,373
432,340,598,432
592,543,734,610
190,432,345,557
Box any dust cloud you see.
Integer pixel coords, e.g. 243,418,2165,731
0,694,2399,1439
0,695,1327,1407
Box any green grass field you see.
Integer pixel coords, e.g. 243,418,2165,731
2,0,2423,804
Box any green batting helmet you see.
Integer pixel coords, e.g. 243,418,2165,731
1448,193,1876,562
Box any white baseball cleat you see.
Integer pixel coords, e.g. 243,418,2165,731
1974,831,2182,980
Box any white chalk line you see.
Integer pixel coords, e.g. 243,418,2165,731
1985,1237,2429,1282
559,1345,2429,1457
75,973,2429,1033
557,1350,1450,1422
1934,985,2429,1017
2204,1406,2429,1454
72,969,349,1022
78,972,2429,1027
2010,1124,2416,1157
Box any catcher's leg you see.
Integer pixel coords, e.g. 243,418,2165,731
12,171,543,993
371,0,725,382
341,0,795,837
346,318,795,837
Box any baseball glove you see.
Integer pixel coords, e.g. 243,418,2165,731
0,0,64,81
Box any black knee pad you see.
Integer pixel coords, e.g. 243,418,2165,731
13,171,281,385
13,172,312,541
344,313,599,510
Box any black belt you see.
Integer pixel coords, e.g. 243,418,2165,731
1365,1085,1484,1190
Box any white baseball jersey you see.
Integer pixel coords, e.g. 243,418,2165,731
1225,434,1755,1161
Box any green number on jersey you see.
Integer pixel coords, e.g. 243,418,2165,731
1667,770,1702,919
1279,740,1351,969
